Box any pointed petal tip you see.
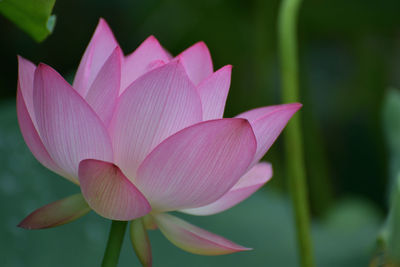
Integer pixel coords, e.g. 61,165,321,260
223,64,233,71
146,35,158,43
280,102,303,117
177,41,213,85
36,62,51,73
17,221,29,229
17,194,90,230
193,41,208,50
17,218,38,230
285,102,302,110
98,17,110,28
154,213,250,255
138,35,165,53
210,64,232,75
182,41,211,58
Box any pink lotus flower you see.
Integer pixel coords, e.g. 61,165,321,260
17,18,300,262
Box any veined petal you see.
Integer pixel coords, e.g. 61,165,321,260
85,47,122,126
135,119,256,212
17,56,37,126
78,159,151,221
33,64,113,181
197,65,232,120
130,218,152,267
236,103,301,166
177,42,213,85
121,35,171,93
110,60,202,181
17,57,64,177
153,213,250,255
17,87,66,178
182,163,273,215
73,18,119,97
18,194,90,229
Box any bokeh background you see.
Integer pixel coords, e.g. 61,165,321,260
1,0,400,266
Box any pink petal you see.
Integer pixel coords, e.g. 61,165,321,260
177,42,213,85
121,36,171,94
85,47,122,126
236,103,302,166
197,65,232,120
73,18,119,97
33,64,113,180
130,218,152,267
17,87,68,179
110,61,202,181
153,213,250,255
135,118,256,212
17,57,65,177
18,193,90,229
17,56,37,125
78,159,151,220
181,162,273,215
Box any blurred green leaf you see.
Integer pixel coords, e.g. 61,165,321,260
379,88,400,264
0,0,56,42
384,174,400,263
383,88,400,200
383,89,400,154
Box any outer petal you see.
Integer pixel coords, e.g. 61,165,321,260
130,218,152,267
17,88,66,178
85,47,122,126
78,159,151,221
236,103,302,167
135,119,256,211
110,61,202,181
177,42,213,85
17,56,37,125
181,162,273,215
197,65,232,120
33,64,113,181
153,213,250,255
73,18,119,97
18,194,90,229
121,35,171,93
17,57,64,176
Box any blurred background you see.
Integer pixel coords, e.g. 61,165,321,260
1,0,400,266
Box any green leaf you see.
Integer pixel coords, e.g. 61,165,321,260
380,88,400,264
385,174,400,263
383,88,400,155
383,88,400,199
0,0,56,42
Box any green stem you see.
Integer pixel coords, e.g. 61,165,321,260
101,220,128,267
277,0,315,267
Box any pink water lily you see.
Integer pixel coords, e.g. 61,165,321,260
17,18,300,262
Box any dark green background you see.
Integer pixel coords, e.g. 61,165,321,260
1,0,399,266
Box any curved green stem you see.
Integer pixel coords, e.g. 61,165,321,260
101,220,128,267
278,0,315,267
